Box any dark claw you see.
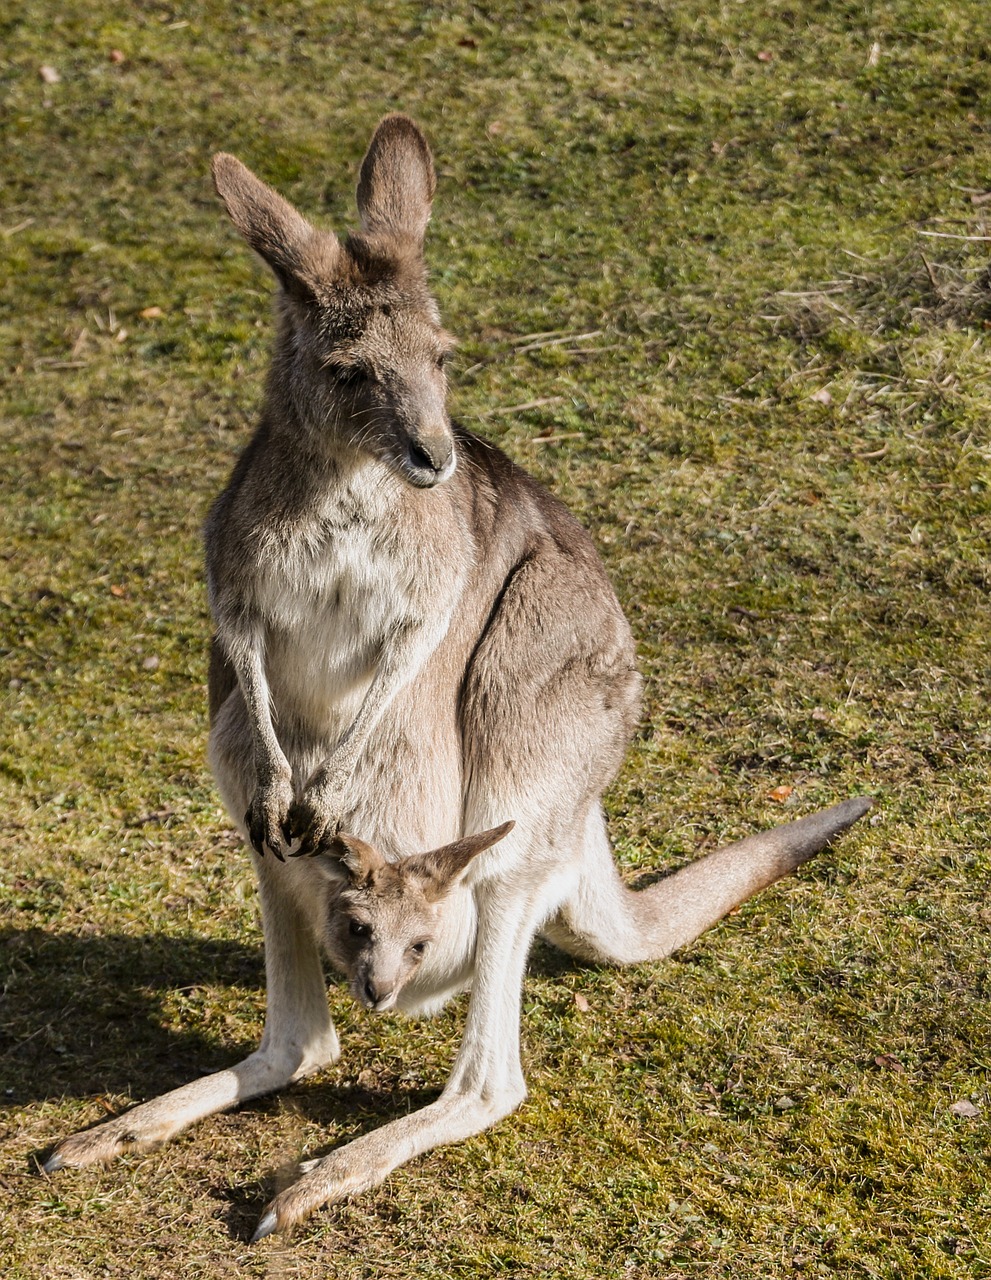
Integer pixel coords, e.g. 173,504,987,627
308,816,343,857
296,827,340,858
266,827,288,861
286,803,313,856
245,808,291,860
285,801,342,857
245,809,265,857
286,802,305,841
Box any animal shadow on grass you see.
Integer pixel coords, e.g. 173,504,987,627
0,926,590,1097
3,926,445,1236
1,927,265,1111
3,910,684,1114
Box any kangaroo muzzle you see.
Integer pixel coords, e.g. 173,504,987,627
406,431,455,486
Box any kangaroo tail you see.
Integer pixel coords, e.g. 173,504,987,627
542,796,873,965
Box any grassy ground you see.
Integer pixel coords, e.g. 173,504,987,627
2,1,990,1276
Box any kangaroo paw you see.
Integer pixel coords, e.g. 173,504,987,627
250,1145,393,1239
43,1116,159,1172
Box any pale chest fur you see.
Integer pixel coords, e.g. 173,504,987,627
247,477,464,732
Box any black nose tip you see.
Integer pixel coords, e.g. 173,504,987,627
408,436,453,475
364,979,393,1008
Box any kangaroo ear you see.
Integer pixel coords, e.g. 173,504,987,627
317,832,385,884
211,153,339,298
355,114,436,248
413,821,515,890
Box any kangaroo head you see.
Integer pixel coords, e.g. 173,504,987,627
211,115,456,487
315,822,514,1011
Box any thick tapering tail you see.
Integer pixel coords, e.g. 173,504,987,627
646,794,874,957
542,796,874,965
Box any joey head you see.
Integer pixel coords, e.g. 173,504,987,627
317,823,513,1012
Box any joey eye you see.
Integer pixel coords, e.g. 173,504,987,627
348,919,371,939
409,940,428,957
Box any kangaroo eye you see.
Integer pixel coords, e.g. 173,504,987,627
349,919,371,939
409,940,428,956
327,362,369,388
435,352,449,372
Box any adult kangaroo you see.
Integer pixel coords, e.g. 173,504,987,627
45,114,871,1238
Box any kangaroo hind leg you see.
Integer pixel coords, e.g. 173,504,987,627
539,807,663,966
44,856,340,1171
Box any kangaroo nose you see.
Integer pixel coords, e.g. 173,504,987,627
407,433,454,482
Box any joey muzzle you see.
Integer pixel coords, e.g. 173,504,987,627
361,976,398,1011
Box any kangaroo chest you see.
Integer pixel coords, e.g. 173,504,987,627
252,506,419,715
260,519,412,636
246,474,462,740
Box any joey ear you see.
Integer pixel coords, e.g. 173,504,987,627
414,820,516,889
355,114,436,247
211,152,338,297
318,832,386,883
